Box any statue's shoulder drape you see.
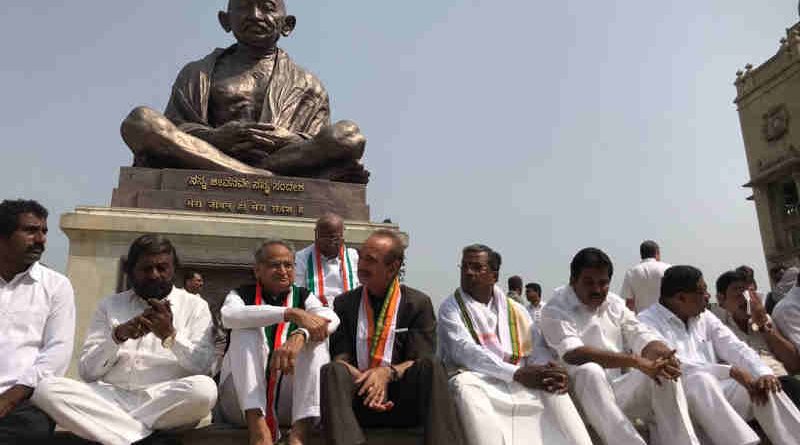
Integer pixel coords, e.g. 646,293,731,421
164,46,331,137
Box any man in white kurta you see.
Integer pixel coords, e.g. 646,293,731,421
540,247,699,445
219,239,339,445
294,213,358,308
639,265,800,445
32,235,218,445
439,244,592,445
0,200,75,442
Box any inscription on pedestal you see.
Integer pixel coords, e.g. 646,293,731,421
111,167,370,220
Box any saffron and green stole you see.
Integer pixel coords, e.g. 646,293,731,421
306,245,355,306
254,283,303,442
356,277,402,371
454,287,532,365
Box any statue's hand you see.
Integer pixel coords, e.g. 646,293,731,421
243,123,304,150
207,121,256,153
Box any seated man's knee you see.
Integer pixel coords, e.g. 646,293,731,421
321,120,366,158
180,376,218,413
122,106,174,140
572,362,605,383
31,377,71,409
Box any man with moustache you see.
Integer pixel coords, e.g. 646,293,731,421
294,213,358,307
438,244,592,445
320,229,463,445
0,199,75,443
539,247,700,445
639,266,800,445
218,239,339,445
32,235,218,445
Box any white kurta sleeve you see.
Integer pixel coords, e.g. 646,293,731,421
706,314,773,377
620,271,634,301
16,277,76,388
774,302,800,351
303,292,340,334
78,298,122,382
437,297,519,382
170,296,216,376
220,290,287,329
619,306,663,355
294,248,310,289
539,308,585,359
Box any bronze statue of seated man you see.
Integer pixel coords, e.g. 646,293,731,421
122,0,369,183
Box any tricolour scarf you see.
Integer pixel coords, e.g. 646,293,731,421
306,245,355,306
255,282,303,442
356,277,402,371
454,285,532,364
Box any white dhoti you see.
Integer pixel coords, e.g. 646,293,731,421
31,375,217,445
450,371,592,445
683,371,800,445
570,363,698,445
218,327,328,426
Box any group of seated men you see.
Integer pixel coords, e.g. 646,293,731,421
4,199,800,445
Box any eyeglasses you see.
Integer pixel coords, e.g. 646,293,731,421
263,261,295,270
459,262,490,273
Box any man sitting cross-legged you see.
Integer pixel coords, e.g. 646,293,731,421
639,265,800,445
32,234,218,445
218,239,339,445
539,247,700,445
438,244,592,445
321,229,463,445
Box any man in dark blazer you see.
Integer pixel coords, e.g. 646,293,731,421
321,229,463,445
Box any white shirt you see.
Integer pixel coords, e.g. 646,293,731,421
0,262,75,393
540,285,663,378
294,244,359,306
220,287,340,333
438,290,553,383
79,286,216,390
619,258,671,313
528,304,543,327
639,303,773,379
774,286,800,350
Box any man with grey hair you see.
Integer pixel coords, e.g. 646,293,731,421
219,239,339,445
619,240,671,313
294,212,359,308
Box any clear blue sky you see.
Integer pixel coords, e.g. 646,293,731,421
1,1,795,304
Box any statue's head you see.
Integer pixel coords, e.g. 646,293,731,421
219,0,296,50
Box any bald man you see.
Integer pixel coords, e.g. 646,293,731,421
294,213,359,308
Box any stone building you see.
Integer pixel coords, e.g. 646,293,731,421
737,21,800,272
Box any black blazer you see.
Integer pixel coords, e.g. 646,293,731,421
330,284,436,366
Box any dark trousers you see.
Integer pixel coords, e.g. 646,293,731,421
0,400,55,444
780,374,800,408
321,357,464,445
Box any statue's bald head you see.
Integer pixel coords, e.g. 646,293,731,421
219,0,296,49
227,0,287,14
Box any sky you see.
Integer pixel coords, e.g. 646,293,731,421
1,1,796,306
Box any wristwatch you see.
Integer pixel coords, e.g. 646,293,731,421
161,331,177,349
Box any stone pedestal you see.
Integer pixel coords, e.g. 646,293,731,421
60,205,398,377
